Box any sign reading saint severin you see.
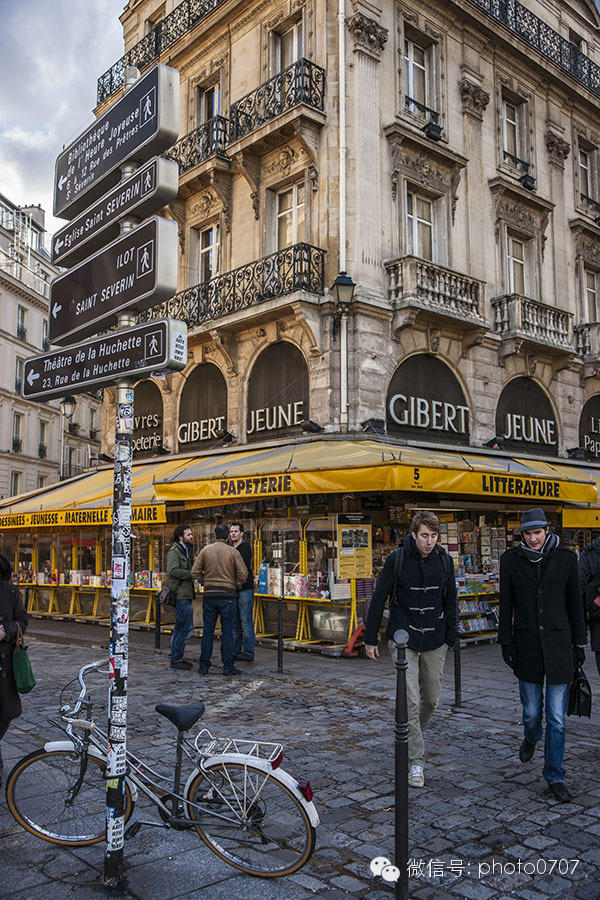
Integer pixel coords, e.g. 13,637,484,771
496,378,558,456
386,355,470,445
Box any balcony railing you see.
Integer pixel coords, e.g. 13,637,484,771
16,325,27,342
503,151,529,174
14,377,22,393
491,293,572,350
471,0,600,97
90,429,99,441
38,443,47,459
42,338,50,351
386,256,485,323
61,464,83,480
97,0,228,104
228,59,325,143
404,96,439,123
68,422,80,435
140,242,325,329
12,437,22,453
165,116,229,173
580,194,600,218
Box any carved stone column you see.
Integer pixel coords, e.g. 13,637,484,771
458,70,490,291
545,122,571,309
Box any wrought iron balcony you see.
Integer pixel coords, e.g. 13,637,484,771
165,116,229,174
491,293,573,353
16,325,27,342
579,194,600,219
386,256,485,326
228,59,325,143
38,443,47,459
90,429,99,441
140,242,325,329
404,96,439,123
471,0,600,97
97,0,228,104
12,437,22,453
503,151,529,174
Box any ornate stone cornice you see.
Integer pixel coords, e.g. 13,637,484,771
545,130,571,168
347,12,388,60
458,77,489,121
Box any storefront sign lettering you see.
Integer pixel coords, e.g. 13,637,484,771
481,475,560,497
219,474,292,497
133,412,161,453
388,394,469,433
502,414,556,445
178,416,226,444
247,402,304,435
0,505,166,529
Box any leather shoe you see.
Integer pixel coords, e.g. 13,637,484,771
235,652,254,662
198,668,209,676
223,667,242,676
549,782,571,803
519,738,535,762
170,659,193,670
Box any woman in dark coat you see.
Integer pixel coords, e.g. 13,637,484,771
0,553,28,785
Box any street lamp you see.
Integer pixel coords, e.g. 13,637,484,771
330,271,355,433
331,271,356,341
59,395,76,480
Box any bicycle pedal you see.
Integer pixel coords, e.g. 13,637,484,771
124,821,142,840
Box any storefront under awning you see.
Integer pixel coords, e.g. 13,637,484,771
148,439,598,507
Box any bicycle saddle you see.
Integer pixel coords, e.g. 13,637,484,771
155,702,205,731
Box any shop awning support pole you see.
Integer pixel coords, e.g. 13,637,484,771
154,593,162,650
453,639,462,708
277,534,284,674
393,628,409,900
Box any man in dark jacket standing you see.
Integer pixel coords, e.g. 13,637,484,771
364,511,457,788
230,522,255,662
578,536,600,676
499,508,586,803
166,525,196,670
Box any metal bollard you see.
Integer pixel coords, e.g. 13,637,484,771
393,628,409,900
453,637,462,708
154,594,161,650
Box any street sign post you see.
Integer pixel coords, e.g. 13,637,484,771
23,319,187,401
49,215,178,345
52,156,179,267
53,63,179,220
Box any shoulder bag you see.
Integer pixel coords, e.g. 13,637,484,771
156,585,177,607
12,624,36,694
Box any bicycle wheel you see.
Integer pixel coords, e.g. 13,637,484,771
186,760,315,877
6,748,134,846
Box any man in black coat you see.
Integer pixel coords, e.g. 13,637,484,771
364,510,457,789
0,553,28,786
499,508,586,803
578,536,600,676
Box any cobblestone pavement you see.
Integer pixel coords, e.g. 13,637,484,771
1,621,599,899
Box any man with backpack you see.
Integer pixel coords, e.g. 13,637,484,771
364,511,457,788
578,536,600,677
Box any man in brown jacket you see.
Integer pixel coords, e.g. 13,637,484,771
192,523,248,675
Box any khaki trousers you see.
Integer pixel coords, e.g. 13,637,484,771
388,641,448,768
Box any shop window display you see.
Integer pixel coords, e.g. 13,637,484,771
259,519,301,595
17,535,34,584
36,536,55,585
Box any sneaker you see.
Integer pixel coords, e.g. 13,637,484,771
549,782,571,803
170,659,193,670
519,738,536,763
223,667,243,676
235,652,254,662
408,765,424,788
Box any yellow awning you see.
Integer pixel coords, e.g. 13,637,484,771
147,440,598,507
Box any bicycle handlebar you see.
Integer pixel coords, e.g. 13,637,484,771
60,659,108,718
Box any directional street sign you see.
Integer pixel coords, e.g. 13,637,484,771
23,319,187,401
52,156,179,268
49,216,178,346
54,63,179,220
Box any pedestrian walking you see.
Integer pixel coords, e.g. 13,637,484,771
166,525,196,671
499,508,586,802
192,524,248,676
229,522,255,662
363,511,457,788
578,535,600,676
0,553,28,787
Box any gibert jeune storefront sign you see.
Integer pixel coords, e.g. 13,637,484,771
496,378,558,456
177,364,227,449
246,342,309,440
386,355,470,445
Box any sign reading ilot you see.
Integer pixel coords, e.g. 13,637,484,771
23,319,187,401
49,216,178,345
52,156,179,267
54,64,179,220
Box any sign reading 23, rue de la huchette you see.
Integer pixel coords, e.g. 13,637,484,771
53,64,179,220
49,216,178,346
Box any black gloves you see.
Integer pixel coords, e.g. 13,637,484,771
573,646,586,668
501,645,515,669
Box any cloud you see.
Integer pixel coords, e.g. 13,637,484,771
0,0,126,238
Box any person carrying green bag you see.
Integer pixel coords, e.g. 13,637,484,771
0,553,28,787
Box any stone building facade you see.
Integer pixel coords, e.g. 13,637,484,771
97,0,600,462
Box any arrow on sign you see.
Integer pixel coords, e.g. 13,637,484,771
54,238,64,254
52,302,62,319
27,370,39,386
58,175,68,190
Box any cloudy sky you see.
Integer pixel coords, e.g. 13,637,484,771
0,0,127,241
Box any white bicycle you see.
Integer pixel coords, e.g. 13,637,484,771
5,659,319,877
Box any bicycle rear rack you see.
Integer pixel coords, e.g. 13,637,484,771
194,728,283,764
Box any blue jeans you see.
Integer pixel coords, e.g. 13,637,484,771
232,588,255,658
170,597,194,663
199,593,236,673
519,680,569,784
